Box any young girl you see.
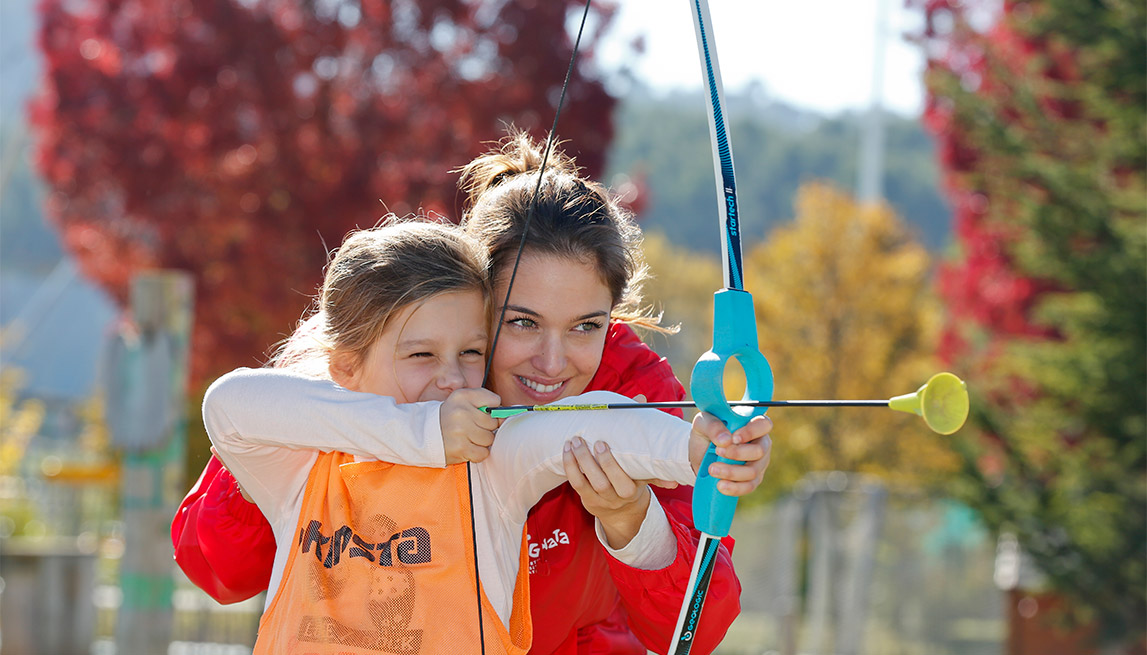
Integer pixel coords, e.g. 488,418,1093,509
206,220,704,654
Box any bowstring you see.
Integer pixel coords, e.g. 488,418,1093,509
469,2,594,651
480,0,594,388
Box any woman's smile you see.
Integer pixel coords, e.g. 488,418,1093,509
518,376,565,395
490,252,613,407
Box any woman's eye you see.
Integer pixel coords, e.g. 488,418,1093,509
508,317,537,329
573,320,604,333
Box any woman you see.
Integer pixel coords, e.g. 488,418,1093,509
173,132,772,654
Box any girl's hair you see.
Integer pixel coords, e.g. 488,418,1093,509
269,219,490,377
456,130,671,332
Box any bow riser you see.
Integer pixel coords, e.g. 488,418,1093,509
690,289,773,537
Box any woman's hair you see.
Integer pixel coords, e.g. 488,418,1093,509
269,219,490,377
456,130,670,332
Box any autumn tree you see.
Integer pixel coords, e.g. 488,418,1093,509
744,182,956,495
30,0,619,389
917,0,1146,642
638,230,722,384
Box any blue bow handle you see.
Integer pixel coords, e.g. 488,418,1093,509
689,288,774,538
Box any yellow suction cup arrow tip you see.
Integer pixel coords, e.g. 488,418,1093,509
888,372,969,435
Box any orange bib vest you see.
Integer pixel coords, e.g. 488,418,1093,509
255,451,532,655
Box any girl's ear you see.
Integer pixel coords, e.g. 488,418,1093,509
329,350,360,390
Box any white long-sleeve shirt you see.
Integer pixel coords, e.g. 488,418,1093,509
203,367,696,628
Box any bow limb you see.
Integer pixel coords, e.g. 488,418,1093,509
669,1,774,652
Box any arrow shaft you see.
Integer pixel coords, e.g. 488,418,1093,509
632,399,888,409
487,399,889,417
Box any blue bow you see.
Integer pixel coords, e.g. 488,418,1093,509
668,1,774,651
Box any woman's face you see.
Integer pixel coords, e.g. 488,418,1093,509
489,252,614,406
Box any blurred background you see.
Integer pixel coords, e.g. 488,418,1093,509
0,0,1143,653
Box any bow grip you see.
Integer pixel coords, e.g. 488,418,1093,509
690,289,774,537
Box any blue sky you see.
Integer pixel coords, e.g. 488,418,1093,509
597,0,927,116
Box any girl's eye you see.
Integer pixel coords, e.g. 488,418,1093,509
410,352,434,358
508,317,537,329
462,348,484,357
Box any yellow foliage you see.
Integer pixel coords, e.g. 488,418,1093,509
639,190,958,497
637,231,722,385
745,183,958,493
0,369,45,476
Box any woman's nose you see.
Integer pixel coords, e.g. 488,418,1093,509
532,335,567,376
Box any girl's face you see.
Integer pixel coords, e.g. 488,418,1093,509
490,252,614,406
335,290,489,403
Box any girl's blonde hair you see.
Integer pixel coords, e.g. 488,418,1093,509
456,130,671,333
269,219,490,377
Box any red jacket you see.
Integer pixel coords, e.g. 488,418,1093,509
172,323,741,654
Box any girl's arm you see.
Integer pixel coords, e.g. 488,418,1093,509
484,391,698,523
203,367,447,521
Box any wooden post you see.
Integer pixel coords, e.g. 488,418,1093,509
106,271,193,654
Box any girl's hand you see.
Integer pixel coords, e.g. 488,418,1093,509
688,412,773,496
563,437,661,549
439,388,501,464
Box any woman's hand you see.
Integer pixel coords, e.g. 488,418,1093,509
439,388,501,464
209,446,254,503
563,436,668,549
688,412,773,497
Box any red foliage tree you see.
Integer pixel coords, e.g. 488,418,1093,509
30,0,619,389
916,0,1146,643
919,0,1060,362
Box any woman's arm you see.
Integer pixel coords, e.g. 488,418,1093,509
171,457,276,603
580,322,755,652
607,484,741,654
571,417,772,653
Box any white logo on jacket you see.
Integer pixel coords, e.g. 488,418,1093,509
527,529,570,573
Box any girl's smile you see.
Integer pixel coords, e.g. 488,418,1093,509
332,289,489,403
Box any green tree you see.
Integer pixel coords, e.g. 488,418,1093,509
918,0,1146,642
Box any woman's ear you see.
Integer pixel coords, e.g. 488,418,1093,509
328,350,360,390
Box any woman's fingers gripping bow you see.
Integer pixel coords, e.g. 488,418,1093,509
563,437,653,549
689,411,773,497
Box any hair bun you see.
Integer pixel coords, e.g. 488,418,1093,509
456,128,578,212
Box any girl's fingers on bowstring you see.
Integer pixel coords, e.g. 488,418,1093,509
440,387,500,464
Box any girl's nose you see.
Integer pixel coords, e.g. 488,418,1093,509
437,359,466,392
